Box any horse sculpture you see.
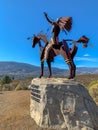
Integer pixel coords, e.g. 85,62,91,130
31,34,89,79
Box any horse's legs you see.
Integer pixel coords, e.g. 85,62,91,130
66,60,76,79
67,60,76,79
39,61,44,78
72,60,76,78
69,42,78,78
60,46,75,79
47,60,52,78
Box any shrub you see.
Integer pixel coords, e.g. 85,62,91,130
1,76,12,85
87,80,98,90
15,81,28,91
15,84,22,90
88,81,98,105
0,84,11,91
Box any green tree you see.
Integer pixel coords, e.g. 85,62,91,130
1,75,12,85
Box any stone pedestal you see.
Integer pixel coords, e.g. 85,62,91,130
29,78,98,130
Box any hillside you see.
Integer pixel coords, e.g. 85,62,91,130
0,61,98,79
0,61,40,79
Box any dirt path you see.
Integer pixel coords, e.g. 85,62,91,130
0,91,43,130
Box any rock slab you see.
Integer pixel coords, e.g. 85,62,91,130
29,78,98,130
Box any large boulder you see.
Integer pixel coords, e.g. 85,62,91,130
29,78,98,130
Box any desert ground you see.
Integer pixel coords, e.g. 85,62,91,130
0,90,46,130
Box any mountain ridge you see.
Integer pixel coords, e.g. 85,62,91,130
0,61,98,79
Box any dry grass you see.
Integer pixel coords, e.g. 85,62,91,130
75,74,98,87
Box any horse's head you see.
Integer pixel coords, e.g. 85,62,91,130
32,36,40,48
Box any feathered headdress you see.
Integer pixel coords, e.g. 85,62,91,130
57,17,72,32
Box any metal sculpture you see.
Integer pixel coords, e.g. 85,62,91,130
31,34,89,79
28,12,89,79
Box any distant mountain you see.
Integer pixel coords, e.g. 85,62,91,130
0,61,98,79
0,61,40,79
0,61,66,79
76,67,98,74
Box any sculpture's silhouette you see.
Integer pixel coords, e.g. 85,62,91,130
28,12,89,78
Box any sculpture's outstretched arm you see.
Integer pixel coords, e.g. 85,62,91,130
44,12,53,24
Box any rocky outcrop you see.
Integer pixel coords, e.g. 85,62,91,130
29,78,98,130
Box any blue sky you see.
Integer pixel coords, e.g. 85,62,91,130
0,0,98,69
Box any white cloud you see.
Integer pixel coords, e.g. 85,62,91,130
83,54,90,57
75,57,98,62
76,64,85,67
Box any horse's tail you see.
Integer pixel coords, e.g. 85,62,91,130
70,35,89,59
77,35,89,48
65,35,89,48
